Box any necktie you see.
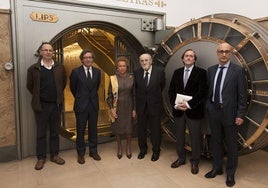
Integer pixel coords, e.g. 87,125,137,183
144,71,149,87
214,66,225,104
183,68,189,88
87,68,92,87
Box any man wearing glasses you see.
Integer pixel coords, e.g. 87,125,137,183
205,43,247,187
27,42,66,170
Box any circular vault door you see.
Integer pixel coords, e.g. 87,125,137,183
155,13,268,155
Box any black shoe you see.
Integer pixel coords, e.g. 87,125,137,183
138,152,146,159
127,153,132,159
151,153,160,162
170,159,186,168
117,153,122,159
205,169,223,178
226,175,235,187
191,163,199,174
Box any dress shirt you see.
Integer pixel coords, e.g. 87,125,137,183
212,61,230,103
174,65,194,110
184,65,194,109
184,65,194,83
83,65,92,78
143,65,152,84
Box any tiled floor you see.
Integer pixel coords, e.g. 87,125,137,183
0,137,267,188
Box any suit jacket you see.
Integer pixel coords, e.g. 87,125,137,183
169,66,207,119
206,62,247,124
70,65,101,113
134,65,166,116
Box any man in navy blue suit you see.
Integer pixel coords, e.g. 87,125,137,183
168,49,207,174
70,49,101,164
205,43,247,187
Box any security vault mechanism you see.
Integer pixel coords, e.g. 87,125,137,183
155,13,268,155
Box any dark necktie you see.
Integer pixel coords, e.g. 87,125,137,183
87,68,92,87
214,66,225,104
144,71,149,87
184,68,190,88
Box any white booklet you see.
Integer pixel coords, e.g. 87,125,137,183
175,93,192,104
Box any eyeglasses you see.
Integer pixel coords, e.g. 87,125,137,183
83,56,93,59
41,49,53,53
217,50,231,54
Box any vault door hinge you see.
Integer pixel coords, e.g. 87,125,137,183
141,18,164,32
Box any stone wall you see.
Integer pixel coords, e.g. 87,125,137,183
0,9,16,148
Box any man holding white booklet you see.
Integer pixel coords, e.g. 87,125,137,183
168,49,207,174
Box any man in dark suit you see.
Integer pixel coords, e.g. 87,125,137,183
205,43,247,187
134,52,166,161
70,49,101,164
168,49,207,174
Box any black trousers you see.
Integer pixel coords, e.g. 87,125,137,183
137,106,162,154
75,103,98,156
34,102,61,160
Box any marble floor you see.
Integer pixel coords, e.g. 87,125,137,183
0,137,267,188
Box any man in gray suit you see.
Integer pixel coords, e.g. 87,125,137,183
205,43,247,187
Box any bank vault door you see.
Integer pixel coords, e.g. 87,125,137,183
51,22,143,143
155,13,268,155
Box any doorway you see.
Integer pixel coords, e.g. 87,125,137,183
50,21,144,143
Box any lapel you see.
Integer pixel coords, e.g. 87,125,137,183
79,65,93,89
138,68,147,89
222,62,234,90
78,65,87,81
177,68,184,88
147,66,154,88
210,65,218,88
184,66,196,88
146,65,157,89
91,67,96,82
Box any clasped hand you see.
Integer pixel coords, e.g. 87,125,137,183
175,101,188,111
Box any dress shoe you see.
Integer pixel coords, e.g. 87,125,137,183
34,159,45,170
89,153,101,161
117,153,122,159
171,159,185,168
77,156,85,164
191,163,199,174
137,152,146,159
204,169,223,178
151,153,160,162
50,155,65,165
127,153,132,159
226,175,235,187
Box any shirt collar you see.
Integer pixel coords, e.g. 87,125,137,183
83,65,92,71
184,64,194,71
41,59,54,70
218,61,230,68
144,65,152,74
